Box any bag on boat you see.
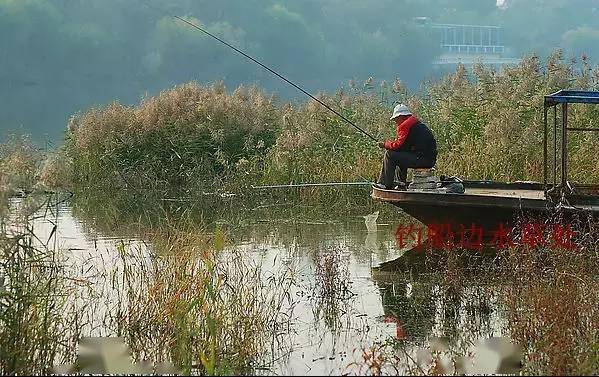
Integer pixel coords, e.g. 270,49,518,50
438,175,465,194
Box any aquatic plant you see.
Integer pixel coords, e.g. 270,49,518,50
253,52,598,190
1,191,298,375
312,248,353,333
419,51,599,183
500,215,599,375
0,194,77,375
357,214,599,376
105,227,295,375
39,147,73,192
61,51,599,227
259,87,388,187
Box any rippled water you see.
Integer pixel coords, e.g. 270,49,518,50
16,197,510,375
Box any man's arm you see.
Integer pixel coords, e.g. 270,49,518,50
383,125,410,150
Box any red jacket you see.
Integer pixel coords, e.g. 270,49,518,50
384,115,419,150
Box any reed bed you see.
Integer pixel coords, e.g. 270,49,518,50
499,215,599,375
0,190,296,375
66,82,280,197
419,51,599,182
0,135,42,194
3,51,597,375
59,51,599,225
0,135,69,194
312,248,354,333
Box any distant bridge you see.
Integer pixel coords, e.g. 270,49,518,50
415,18,522,68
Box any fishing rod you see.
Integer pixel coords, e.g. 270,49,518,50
142,2,379,143
252,182,373,189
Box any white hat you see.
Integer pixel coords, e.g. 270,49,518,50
390,103,412,120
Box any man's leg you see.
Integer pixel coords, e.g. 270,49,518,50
377,152,394,188
394,144,412,184
395,166,408,184
378,150,420,188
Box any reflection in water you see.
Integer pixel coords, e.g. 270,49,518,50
21,198,511,375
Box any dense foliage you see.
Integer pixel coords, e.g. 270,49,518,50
421,52,599,182
64,53,599,206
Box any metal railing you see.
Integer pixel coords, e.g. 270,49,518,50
543,90,599,197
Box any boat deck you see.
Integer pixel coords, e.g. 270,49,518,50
464,187,545,200
372,181,599,216
372,183,599,230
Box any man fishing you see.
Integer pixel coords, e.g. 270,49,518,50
374,104,437,190
161,7,437,192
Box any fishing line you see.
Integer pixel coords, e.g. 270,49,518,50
142,1,379,142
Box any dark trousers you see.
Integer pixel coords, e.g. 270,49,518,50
378,150,436,188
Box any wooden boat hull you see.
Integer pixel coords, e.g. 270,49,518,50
371,181,599,230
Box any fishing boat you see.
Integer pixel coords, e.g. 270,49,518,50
145,9,598,231
372,90,599,229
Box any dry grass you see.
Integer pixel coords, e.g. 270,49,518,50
351,215,598,376
505,274,598,375
312,248,353,332
417,51,599,182
66,82,280,197
262,88,387,186
39,147,73,192
0,194,78,375
0,135,41,194
499,216,599,375
264,52,599,187
0,194,297,375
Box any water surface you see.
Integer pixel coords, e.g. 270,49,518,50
22,198,509,375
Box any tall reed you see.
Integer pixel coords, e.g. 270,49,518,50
66,82,280,196
61,51,599,224
106,227,295,375
356,216,599,375
0,195,76,374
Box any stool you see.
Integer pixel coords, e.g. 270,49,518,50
412,167,436,179
394,167,437,184
409,167,438,190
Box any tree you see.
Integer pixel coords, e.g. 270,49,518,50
561,27,599,62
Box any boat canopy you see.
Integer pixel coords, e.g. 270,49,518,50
545,90,599,105
543,90,599,197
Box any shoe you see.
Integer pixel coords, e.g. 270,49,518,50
373,183,388,189
393,182,408,191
